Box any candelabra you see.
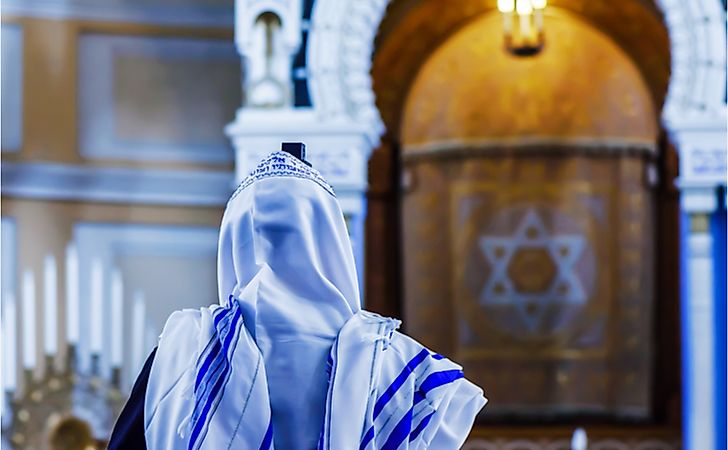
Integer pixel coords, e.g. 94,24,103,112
2,347,127,450
0,241,160,449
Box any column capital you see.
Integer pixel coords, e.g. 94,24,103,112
678,184,721,214
671,114,726,214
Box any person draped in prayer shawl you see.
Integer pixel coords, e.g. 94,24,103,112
108,151,486,450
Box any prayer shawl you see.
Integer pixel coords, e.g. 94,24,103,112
144,152,486,450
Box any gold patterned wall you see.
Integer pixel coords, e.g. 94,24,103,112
399,9,659,419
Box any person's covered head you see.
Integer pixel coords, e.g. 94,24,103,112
217,151,360,339
48,415,95,450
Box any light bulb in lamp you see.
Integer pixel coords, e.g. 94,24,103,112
498,0,515,13
532,0,547,10
516,0,533,15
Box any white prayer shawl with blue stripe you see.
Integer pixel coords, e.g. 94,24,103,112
324,311,487,450
143,151,486,450
145,306,485,450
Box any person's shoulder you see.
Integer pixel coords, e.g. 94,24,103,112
387,330,462,368
158,306,210,340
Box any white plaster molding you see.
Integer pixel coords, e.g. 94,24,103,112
1,24,24,153
1,0,233,28
1,162,234,206
78,34,239,165
674,122,727,185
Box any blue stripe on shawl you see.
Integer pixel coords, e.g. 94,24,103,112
259,417,273,450
420,369,463,392
195,306,238,394
361,362,465,449
380,407,412,450
373,349,429,419
192,312,235,396
409,411,435,442
189,361,229,449
189,309,241,448
359,349,429,449
187,303,243,450
415,370,464,404
194,306,234,389
359,427,375,450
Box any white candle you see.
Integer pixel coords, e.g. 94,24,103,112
43,254,58,356
131,291,146,374
110,269,124,367
3,293,17,391
65,243,79,345
21,270,36,369
90,258,104,354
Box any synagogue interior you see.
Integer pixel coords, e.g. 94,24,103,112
1,0,726,449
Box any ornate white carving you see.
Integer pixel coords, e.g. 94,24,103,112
235,0,301,107
656,0,727,123
307,0,388,145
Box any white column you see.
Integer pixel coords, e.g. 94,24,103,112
681,187,718,450
673,113,726,450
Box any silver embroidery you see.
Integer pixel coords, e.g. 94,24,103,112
229,151,336,202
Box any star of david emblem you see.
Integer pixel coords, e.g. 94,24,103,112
479,209,587,331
